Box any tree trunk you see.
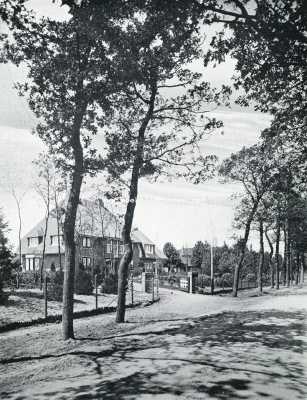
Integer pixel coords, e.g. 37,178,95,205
275,218,280,289
233,199,260,297
116,83,157,322
285,217,291,287
295,251,299,285
300,252,305,285
12,192,23,287
265,227,274,288
258,219,264,294
62,98,86,340
41,207,50,290
54,186,62,271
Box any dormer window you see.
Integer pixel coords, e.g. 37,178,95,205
28,237,39,247
82,236,91,248
50,235,64,246
144,244,154,254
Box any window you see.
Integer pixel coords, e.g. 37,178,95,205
50,235,64,246
144,244,154,254
106,240,112,254
82,257,91,268
28,237,39,247
119,244,124,254
25,257,40,271
82,237,91,248
113,241,119,257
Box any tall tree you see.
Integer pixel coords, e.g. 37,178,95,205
220,143,276,296
4,3,133,338
99,6,225,322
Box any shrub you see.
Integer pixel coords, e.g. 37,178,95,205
101,273,118,294
47,270,64,301
0,280,9,304
18,271,40,288
221,272,233,287
75,268,93,295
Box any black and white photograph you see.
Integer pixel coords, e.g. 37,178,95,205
0,1,306,399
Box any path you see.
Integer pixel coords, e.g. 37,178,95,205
0,286,306,399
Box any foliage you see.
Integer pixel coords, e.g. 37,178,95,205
18,271,40,288
47,270,64,301
0,212,16,285
163,242,182,271
75,265,93,295
203,0,306,146
191,241,205,269
101,273,118,295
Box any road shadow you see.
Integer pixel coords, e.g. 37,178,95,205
2,309,307,400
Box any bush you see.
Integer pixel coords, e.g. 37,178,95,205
0,280,9,304
47,270,64,301
19,271,40,288
75,269,93,295
101,273,118,294
221,272,233,287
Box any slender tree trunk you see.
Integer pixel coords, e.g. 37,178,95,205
116,83,157,322
41,206,50,290
54,186,62,271
300,252,305,285
12,191,23,286
275,218,280,289
285,218,290,287
295,251,299,285
258,219,264,294
233,199,260,297
265,227,274,288
62,98,86,340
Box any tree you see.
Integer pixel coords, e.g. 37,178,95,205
201,0,306,156
4,4,134,338
191,241,205,270
99,5,227,322
0,210,15,302
33,154,53,289
163,242,181,273
220,143,276,296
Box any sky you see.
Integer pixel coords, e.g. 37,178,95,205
0,1,272,251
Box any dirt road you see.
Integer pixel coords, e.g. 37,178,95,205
0,286,306,399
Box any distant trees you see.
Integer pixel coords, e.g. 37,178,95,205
0,210,16,303
163,242,182,273
220,143,277,296
191,241,205,270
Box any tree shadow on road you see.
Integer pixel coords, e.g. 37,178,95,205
2,309,307,400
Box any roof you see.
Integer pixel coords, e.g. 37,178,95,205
21,199,122,256
131,228,155,245
20,200,158,259
155,246,167,260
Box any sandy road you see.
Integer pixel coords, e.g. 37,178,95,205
0,286,306,399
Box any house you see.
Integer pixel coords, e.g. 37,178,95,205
131,228,166,273
20,199,161,277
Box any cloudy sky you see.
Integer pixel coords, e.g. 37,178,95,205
0,1,272,250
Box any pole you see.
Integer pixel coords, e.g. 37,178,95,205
152,272,155,302
210,239,214,295
44,272,47,319
94,274,98,310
